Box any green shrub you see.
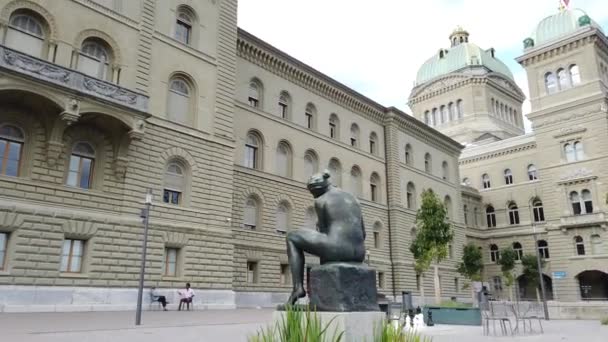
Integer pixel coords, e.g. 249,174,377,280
373,320,432,342
437,300,472,308
601,317,608,325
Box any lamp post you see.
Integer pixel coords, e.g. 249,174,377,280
135,189,153,326
532,223,550,320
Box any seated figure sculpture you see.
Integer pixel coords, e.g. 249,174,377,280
283,170,367,307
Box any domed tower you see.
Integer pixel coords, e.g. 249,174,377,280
409,28,526,145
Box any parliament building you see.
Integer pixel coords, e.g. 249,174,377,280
0,0,606,318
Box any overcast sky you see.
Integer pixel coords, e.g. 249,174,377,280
238,1,608,132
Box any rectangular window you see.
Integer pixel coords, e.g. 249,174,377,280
175,21,191,44
5,27,44,57
373,231,380,249
168,91,190,124
572,202,582,215
247,261,258,283
0,232,7,270
164,248,178,276
60,239,84,273
350,138,357,147
0,139,22,177
78,54,108,80
67,155,94,189
280,264,290,285
378,272,385,289
505,175,513,185
533,207,545,222
370,140,375,154
329,123,336,138
305,113,313,129
416,274,421,291
448,244,454,259
371,184,377,202
279,102,288,119
454,278,459,292
163,189,181,205
244,145,257,169
405,152,410,165
248,97,259,108
406,192,413,209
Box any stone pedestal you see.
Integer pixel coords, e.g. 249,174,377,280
272,310,385,342
309,262,379,312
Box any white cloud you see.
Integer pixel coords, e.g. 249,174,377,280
238,0,606,130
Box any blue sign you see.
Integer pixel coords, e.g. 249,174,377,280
553,271,567,279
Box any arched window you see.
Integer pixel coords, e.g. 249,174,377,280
442,161,449,181
448,102,455,121
557,68,570,90
582,189,593,214
370,173,381,202
329,113,340,139
462,177,471,186
167,76,192,124
275,141,292,178
528,164,538,181
545,72,557,94
369,132,378,155
504,169,513,185
0,124,24,177
513,242,523,260
444,196,452,220
574,236,585,256
424,111,430,125
574,141,584,160
508,201,520,225
278,91,291,119
440,105,448,124
305,103,316,130
66,142,95,189
537,240,549,259
328,158,342,187
78,38,112,80
569,65,581,85
163,160,186,205
456,99,463,118
532,198,545,222
424,153,432,173
243,196,259,229
350,123,360,147
350,166,362,197
431,108,438,126
490,244,500,263
482,173,491,189
304,206,317,230
248,79,262,108
175,6,195,45
303,150,318,180
486,206,496,228
405,144,413,165
406,182,416,209
275,202,290,234
463,205,469,225
6,11,46,57
244,132,262,169
473,207,479,226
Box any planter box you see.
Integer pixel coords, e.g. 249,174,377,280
423,306,482,326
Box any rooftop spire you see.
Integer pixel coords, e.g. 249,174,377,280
449,26,470,47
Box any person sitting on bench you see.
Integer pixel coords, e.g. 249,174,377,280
178,282,195,311
151,287,168,311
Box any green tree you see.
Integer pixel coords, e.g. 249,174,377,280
410,189,453,304
457,243,484,305
521,254,545,286
497,248,517,300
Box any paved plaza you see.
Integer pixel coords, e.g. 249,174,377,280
1,309,607,342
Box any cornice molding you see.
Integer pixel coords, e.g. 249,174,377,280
459,141,536,165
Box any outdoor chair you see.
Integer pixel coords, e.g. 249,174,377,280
521,302,544,334
149,292,169,311
482,301,512,336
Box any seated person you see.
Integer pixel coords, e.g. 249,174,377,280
151,286,168,311
178,282,195,311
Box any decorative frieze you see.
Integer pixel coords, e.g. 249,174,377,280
61,219,98,240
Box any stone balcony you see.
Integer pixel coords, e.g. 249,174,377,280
560,212,607,230
0,44,148,113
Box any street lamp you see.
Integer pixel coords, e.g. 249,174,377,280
135,189,153,326
531,223,550,320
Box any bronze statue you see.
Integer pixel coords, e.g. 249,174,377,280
284,171,366,306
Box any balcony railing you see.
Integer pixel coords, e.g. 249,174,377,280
560,212,607,228
0,44,148,113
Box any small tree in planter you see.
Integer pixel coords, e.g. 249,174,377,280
457,243,484,305
410,189,453,304
497,248,517,301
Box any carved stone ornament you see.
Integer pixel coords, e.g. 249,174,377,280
128,120,146,140
83,78,137,105
62,219,98,240
0,208,25,232
3,48,70,84
560,168,593,181
163,231,189,248
59,98,81,125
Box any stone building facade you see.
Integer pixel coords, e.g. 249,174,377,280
0,0,466,312
412,8,608,317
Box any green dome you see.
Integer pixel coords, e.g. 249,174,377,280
415,42,514,85
528,8,603,48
